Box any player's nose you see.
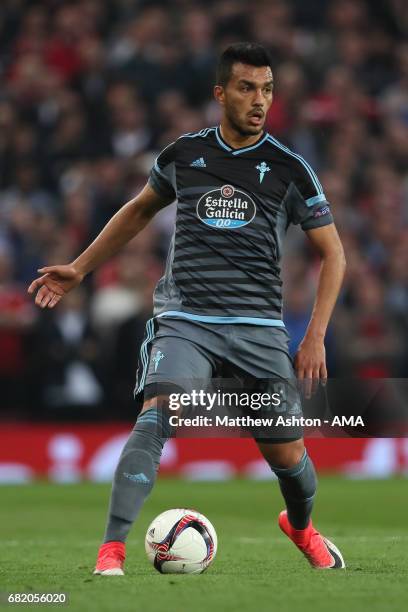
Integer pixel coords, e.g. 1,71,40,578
253,89,265,106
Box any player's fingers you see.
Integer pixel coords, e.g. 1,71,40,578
39,290,53,308
320,362,328,386
38,265,75,281
27,275,47,294
34,285,49,306
311,368,320,396
304,369,313,399
49,294,61,308
41,292,54,309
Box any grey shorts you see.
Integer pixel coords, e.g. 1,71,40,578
134,316,302,441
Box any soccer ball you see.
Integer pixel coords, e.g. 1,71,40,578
145,508,217,574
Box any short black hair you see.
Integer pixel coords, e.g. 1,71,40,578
216,42,272,87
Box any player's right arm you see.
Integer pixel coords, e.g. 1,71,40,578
28,183,173,309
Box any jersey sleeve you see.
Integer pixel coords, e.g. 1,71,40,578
148,142,177,200
284,158,333,231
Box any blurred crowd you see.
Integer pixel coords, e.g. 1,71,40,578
0,0,407,420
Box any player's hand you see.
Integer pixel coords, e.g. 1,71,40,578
27,264,84,309
294,336,327,399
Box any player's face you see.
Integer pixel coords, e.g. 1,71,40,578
215,63,274,137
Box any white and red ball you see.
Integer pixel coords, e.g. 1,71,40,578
145,508,217,574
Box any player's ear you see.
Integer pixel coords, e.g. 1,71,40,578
214,85,225,106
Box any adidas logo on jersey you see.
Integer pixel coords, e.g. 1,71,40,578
190,157,206,168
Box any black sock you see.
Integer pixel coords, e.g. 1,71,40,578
270,450,317,529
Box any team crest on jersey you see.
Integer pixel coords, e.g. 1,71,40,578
196,184,256,229
256,161,270,183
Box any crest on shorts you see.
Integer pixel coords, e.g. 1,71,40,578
152,350,165,372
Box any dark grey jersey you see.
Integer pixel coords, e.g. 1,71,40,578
148,126,333,325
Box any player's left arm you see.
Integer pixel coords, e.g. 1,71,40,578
284,155,346,395
294,223,346,395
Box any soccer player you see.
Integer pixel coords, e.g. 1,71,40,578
28,43,346,573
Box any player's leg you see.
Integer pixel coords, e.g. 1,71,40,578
256,436,344,568
226,324,317,528
94,318,216,575
256,438,315,529
94,395,172,576
103,396,172,542
256,437,344,569
227,324,345,568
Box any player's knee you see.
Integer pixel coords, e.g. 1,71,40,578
141,395,170,413
258,438,305,469
114,407,170,475
135,404,173,440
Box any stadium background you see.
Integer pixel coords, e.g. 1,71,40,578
0,0,407,482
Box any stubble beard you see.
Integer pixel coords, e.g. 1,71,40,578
225,108,263,138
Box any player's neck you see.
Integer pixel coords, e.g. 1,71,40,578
219,122,264,150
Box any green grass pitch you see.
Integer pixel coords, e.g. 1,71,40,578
1,477,407,612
